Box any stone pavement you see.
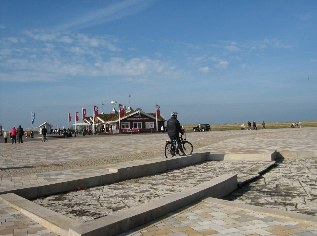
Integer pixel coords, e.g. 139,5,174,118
34,160,273,223
127,198,317,236
0,127,317,235
0,199,55,236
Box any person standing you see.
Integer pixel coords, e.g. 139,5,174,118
247,121,251,130
17,125,24,143
262,121,266,129
42,126,47,142
10,127,17,144
3,130,8,143
166,112,185,155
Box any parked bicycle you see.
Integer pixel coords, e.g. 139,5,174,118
165,132,193,158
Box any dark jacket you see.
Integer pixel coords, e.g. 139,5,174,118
42,127,47,135
167,117,182,138
17,126,24,137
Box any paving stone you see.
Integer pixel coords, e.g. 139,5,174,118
1,128,317,235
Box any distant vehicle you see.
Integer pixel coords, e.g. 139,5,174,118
193,124,211,132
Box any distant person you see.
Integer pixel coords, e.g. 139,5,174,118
3,130,8,143
161,125,165,133
262,121,266,129
247,121,251,130
63,128,67,138
42,127,47,142
252,121,257,130
17,125,24,143
240,123,246,130
167,112,185,156
10,127,17,144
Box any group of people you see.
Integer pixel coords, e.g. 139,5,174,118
291,122,302,128
241,121,266,130
1,126,47,143
2,125,24,144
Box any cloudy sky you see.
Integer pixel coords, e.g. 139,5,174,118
0,0,316,129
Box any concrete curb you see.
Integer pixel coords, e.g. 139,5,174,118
2,150,304,236
7,152,210,200
203,197,317,223
208,153,275,161
0,193,80,236
274,151,317,161
69,174,237,236
238,161,277,187
0,174,237,236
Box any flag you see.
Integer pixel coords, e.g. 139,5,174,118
119,104,125,117
82,108,87,120
31,112,35,124
156,104,160,117
68,113,72,122
94,106,98,117
76,112,79,122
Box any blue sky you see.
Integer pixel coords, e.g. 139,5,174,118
0,0,316,130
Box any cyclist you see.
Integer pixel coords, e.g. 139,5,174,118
167,112,186,156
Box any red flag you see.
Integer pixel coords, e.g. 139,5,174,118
119,104,125,117
156,104,160,117
82,108,86,120
76,112,79,122
68,113,72,122
94,106,98,117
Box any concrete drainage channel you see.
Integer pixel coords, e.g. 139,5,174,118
0,152,278,236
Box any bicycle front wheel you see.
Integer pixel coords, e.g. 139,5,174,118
165,142,175,158
182,141,193,155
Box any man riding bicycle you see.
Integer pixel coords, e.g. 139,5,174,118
167,112,186,156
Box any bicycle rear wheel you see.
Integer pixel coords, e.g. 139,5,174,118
182,141,193,155
165,142,175,158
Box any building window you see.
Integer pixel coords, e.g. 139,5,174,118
145,122,154,129
121,122,130,129
133,122,142,129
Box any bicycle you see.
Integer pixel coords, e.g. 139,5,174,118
165,132,193,158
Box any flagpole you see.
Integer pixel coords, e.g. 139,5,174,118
75,112,77,134
93,110,95,135
119,108,121,134
69,113,71,129
156,110,158,132
155,105,160,132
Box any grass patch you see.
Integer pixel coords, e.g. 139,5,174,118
183,121,317,132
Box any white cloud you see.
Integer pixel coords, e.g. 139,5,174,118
0,30,179,83
93,57,179,80
247,38,292,52
23,30,120,52
198,66,210,73
0,56,179,83
56,0,155,31
24,31,57,41
224,41,240,52
212,57,229,69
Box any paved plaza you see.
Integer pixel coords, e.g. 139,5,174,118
0,127,317,235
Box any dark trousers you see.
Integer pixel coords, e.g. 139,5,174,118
168,134,184,153
18,135,23,143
